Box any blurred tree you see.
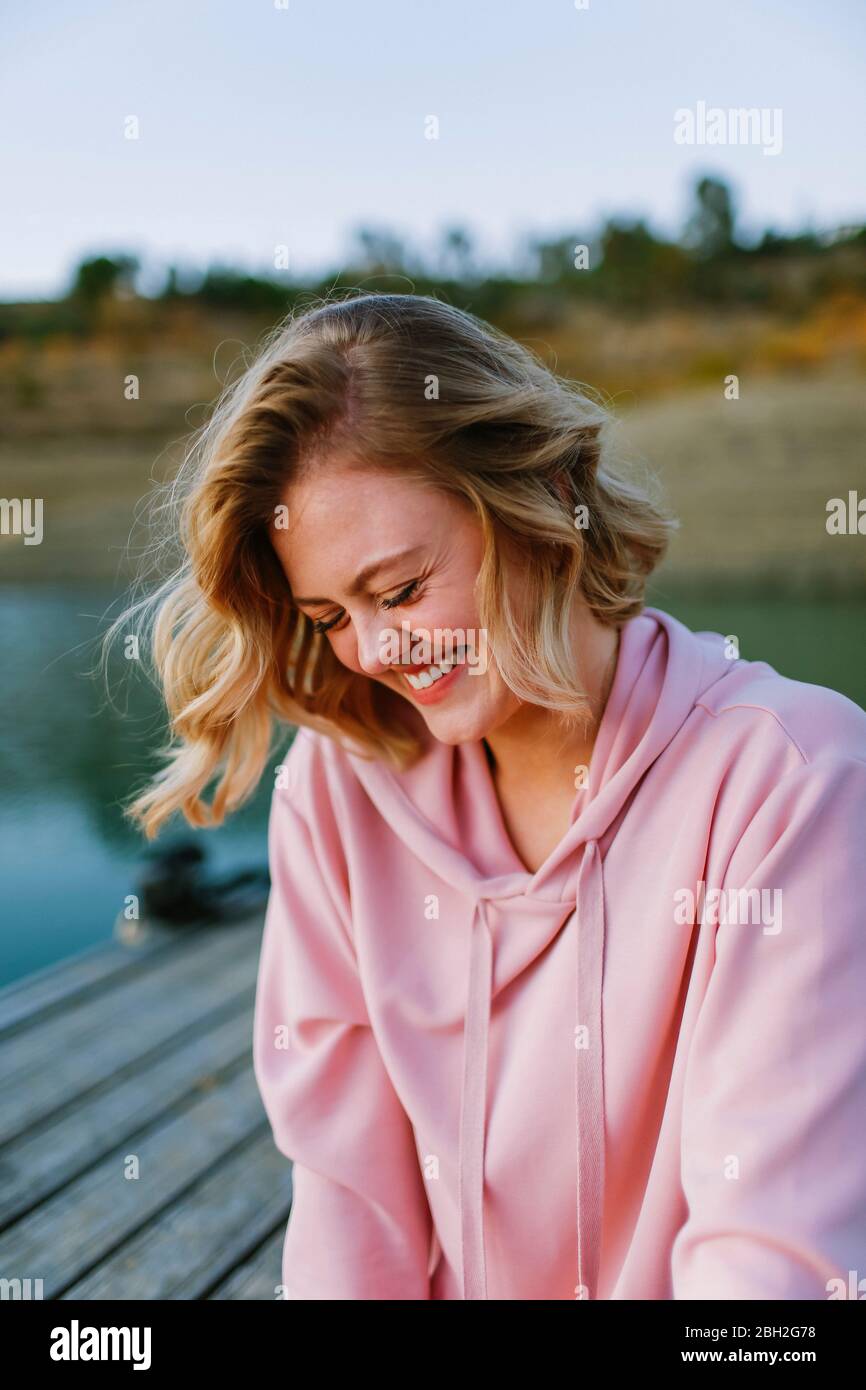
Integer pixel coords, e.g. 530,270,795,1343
755,228,823,256
682,177,737,258
439,224,476,281
591,218,695,307
196,265,288,311
162,265,181,298
69,254,139,305
351,225,409,273
158,263,207,298
530,233,590,283
598,219,660,305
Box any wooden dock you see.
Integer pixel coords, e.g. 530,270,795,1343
0,915,293,1300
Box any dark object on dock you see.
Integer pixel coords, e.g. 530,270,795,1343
137,838,271,927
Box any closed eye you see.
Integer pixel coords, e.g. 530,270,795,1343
309,578,422,634
378,578,421,610
310,613,343,635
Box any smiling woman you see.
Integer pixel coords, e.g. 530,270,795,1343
105,291,866,1301
108,290,668,835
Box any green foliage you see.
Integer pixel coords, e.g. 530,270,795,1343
4,176,863,333
70,255,140,305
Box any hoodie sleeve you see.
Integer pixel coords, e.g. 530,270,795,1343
252,753,434,1300
671,752,866,1300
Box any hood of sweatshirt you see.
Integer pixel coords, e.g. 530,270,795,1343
341,606,739,1299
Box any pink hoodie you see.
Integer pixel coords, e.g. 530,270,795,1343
252,605,866,1300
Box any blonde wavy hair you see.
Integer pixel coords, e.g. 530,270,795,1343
106,291,677,838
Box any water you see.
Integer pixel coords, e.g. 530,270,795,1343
645,586,866,711
0,585,277,986
2,583,864,987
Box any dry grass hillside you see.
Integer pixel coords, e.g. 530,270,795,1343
1,297,864,590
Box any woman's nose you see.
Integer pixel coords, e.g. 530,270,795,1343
354,613,391,676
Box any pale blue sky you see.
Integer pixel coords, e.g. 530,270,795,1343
1,0,863,299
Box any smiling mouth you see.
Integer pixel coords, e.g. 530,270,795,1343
401,658,454,690
397,644,467,689
392,645,468,696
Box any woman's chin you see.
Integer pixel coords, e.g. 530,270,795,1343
381,671,501,745
412,697,497,745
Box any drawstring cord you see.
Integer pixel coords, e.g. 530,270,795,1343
458,898,493,1300
574,840,606,1300
458,840,606,1301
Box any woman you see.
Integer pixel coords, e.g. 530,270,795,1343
121,292,866,1300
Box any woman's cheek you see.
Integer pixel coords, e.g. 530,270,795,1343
329,628,365,672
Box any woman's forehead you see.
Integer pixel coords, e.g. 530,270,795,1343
272,476,471,598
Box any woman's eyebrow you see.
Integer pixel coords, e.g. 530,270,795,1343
292,544,427,605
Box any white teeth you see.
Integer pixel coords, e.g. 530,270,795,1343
404,662,452,690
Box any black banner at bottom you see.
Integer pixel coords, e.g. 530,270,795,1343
6,1294,863,1374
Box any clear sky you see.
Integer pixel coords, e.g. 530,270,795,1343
1,0,864,300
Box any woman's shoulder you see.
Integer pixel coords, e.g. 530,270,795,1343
272,725,339,817
272,722,391,819
694,651,866,771
267,727,364,884
683,654,866,901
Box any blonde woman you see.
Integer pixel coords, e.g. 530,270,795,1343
120,293,866,1300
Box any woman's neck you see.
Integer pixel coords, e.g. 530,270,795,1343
483,618,620,790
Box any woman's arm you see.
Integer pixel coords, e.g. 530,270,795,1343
253,754,434,1299
672,753,866,1299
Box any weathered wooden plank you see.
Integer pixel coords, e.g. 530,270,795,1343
0,927,185,1037
0,1062,271,1298
209,1226,288,1301
0,1006,254,1227
1,920,259,1076
63,1131,293,1300
0,922,263,1142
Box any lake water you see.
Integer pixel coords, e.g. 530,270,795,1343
2,582,864,987
0,585,277,986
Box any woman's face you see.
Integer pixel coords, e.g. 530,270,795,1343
270,459,523,745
